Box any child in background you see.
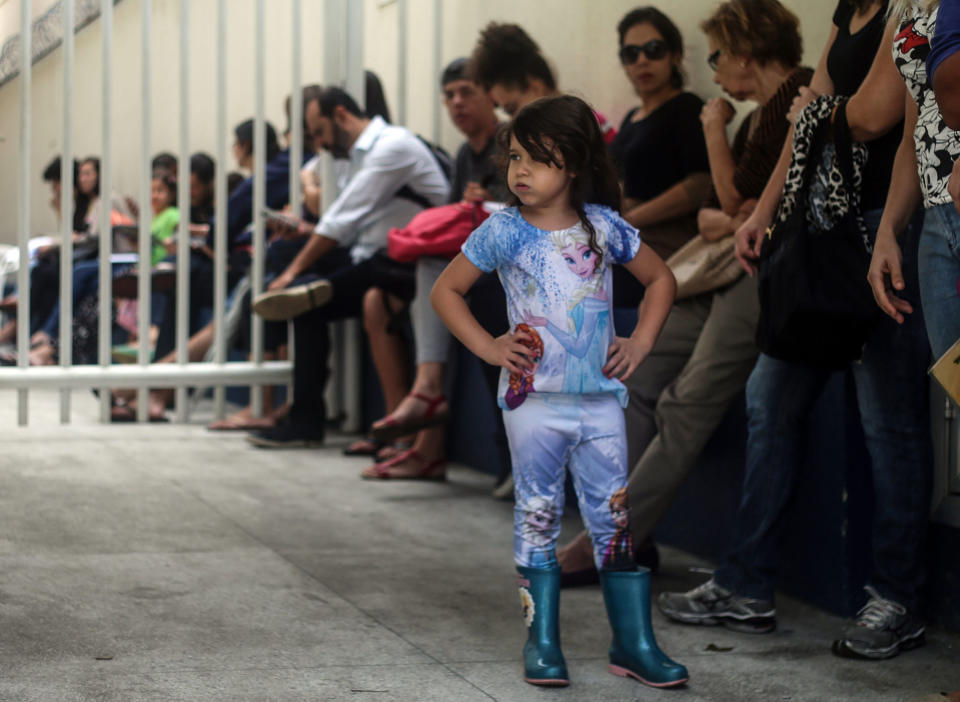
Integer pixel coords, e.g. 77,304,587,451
431,95,686,688
150,169,179,266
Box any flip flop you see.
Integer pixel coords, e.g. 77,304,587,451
360,448,446,481
369,392,449,442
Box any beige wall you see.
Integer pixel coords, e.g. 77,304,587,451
0,0,59,49
0,0,834,244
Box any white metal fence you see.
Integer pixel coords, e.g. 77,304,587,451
0,0,442,427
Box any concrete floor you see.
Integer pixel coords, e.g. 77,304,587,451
1,389,958,702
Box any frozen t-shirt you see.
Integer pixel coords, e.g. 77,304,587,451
461,204,641,410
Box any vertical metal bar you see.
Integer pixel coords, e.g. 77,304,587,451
431,0,442,142
286,0,303,417
98,0,114,423
59,0,75,423
212,0,227,418
340,0,364,434
345,0,363,105
321,0,342,422
322,0,342,209
137,0,152,422
397,0,407,125
290,0,302,217
16,0,32,426
251,0,266,417
174,0,190,421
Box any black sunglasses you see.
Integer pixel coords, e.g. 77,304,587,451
619,39,669,65
707,49,721,71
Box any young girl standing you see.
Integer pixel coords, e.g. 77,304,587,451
431,95,686,688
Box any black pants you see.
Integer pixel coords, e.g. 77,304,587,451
289,249,383,430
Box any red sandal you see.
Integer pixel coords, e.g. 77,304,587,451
369,392,449,441
360,448,447,481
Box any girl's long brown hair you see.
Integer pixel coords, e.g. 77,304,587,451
498,94,622,267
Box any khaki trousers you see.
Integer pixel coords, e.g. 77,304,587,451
622,274,760,544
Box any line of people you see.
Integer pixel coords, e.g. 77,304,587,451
234,0,957,690
236,0,956,685
3,0,957,691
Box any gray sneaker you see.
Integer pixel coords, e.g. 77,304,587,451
657,577,776,633
832,586,925,660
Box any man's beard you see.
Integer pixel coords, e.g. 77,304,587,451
328,122,352,160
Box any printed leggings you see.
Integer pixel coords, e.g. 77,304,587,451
504,393,634,571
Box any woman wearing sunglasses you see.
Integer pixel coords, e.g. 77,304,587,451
559,5,710,578
559,0,811,586
611,7,712,267
604,9,712,517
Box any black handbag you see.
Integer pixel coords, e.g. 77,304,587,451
756,112,880,369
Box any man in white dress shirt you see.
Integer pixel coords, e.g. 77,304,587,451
247,87,449,448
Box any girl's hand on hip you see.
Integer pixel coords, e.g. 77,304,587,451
481,331,534,375
603,336,651,381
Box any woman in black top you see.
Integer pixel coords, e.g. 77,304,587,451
611,7,712,308
663,1,933,660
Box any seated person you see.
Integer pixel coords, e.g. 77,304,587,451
355,57,505,478
245,86,450,447
0,156,82,350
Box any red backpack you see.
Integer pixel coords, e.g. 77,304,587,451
387,200,489,263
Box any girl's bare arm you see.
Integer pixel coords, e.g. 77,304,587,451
603,244,676,380
431,254,533,374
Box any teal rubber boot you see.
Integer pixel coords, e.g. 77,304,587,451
600,568,689,687
516,566,569,687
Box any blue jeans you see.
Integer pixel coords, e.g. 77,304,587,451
918,202,960,358
715,210,933,609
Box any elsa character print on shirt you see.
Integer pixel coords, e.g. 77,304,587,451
461,203,641,410
523,226,610,395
